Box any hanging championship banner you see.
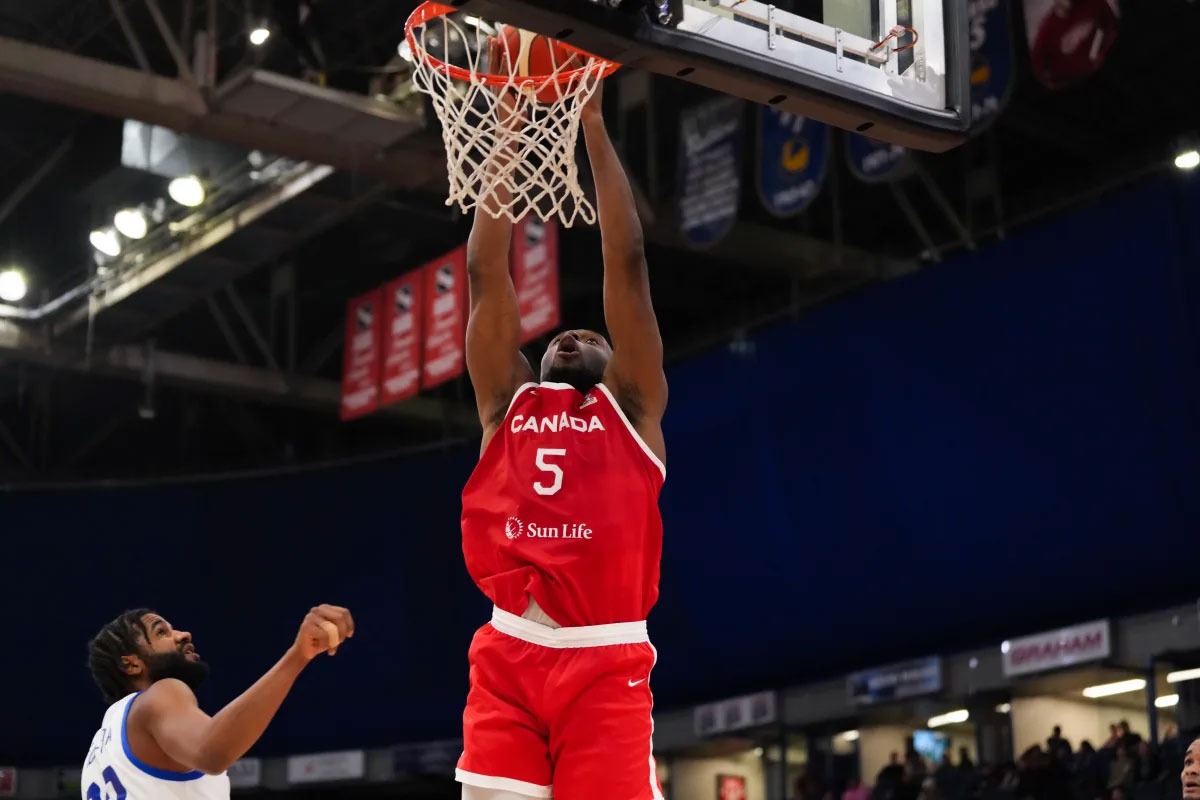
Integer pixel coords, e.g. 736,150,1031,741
846,133,913,183
380,271,424,406
969,0,1015,132
421,246,467,390
1024,0,1119,91
756,108,829,217
679,96,743,247
340,288,382,421
510,216,560,344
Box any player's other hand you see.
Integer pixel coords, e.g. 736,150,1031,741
292,604,355,661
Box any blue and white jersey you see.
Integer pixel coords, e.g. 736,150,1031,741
81,692,229,800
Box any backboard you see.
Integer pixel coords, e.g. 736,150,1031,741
446,0,970,151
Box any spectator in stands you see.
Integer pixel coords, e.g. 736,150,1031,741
957,746,973,772
842,776,870,800
934,751,964,800
1118,720,1143,750
1104,724,1121,749
916,777,940,800
1108,743,1136,791
877,752,905,798
1048,724,1071,754
1109,785,1128,800
1136,739,1162,783
1073,740,1105,800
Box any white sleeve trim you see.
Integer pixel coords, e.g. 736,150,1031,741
456,769,553,798
595,383,666,480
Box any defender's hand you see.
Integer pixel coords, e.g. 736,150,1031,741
292,605,355,660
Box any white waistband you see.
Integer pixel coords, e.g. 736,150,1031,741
490,606,649,648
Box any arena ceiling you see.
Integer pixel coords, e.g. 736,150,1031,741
0,0,1196,484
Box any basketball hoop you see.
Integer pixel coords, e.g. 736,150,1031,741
405,2,620,226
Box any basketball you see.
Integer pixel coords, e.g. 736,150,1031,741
498,24,583,103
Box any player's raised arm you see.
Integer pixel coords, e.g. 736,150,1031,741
467,41,536,449
133,605,353,775
582,83,668,450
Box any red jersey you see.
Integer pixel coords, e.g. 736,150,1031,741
461,381,665,627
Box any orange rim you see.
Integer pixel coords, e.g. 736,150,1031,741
404,1,621,87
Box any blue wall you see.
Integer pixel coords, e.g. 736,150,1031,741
6,175,1199,764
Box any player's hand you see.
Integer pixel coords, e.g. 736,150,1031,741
488,36,526,134
292,604,355,661
580,78,604,123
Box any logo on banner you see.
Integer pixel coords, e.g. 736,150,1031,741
1002,619,1110,676
1024,0,1119,90
846,133,913,184
757,109,829,217
525,218,545,246
355,301,374,331
969,0,1015,131
395,285,413,313
848,657,942,705
436,264,455,293
679,96,744,247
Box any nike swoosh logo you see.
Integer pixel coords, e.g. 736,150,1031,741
628,679,645,687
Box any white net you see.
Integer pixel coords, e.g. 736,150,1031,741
407,8,615,226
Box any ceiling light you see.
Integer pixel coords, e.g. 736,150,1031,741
928,710,969,728
995,703,1012,714
168,175,205,207
463,15,497,35
1155,694,1179,709
1168,668,1200,684
249,26,271,46
1176,149,1200,171
0,268,27,302
840,730,860,742
1082,679,1146,698
89,228,122,258
113,207,148,240
398,39,414,63
1001,641,1011,654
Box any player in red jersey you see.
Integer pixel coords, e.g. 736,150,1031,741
457,75,668,800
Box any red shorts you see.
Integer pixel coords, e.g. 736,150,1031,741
456,607,664,800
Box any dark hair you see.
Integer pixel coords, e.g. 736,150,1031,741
87,609,153,704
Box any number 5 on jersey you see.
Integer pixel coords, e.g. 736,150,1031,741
534,448,567,496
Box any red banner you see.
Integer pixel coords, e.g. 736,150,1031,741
1024,0,1118,90
340,288,383,420
510,216,560,343
421,246,467,389
380,272,424,406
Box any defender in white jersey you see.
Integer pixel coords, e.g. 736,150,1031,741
82,604,354,800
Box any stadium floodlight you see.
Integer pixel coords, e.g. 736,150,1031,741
89,228,122,257
114,207,148,239
1082,679,1146,699
168,175,206,207
1168,667,1200,684
0,268,28,302
928,710,969,728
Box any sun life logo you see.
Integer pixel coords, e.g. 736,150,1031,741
505,517,523,539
